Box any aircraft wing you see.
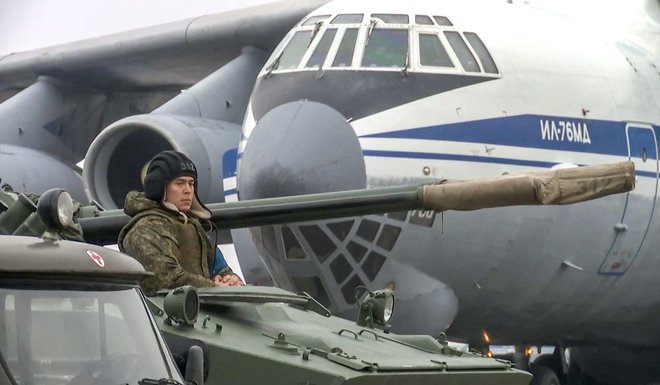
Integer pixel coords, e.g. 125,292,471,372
0,0,330,200
0,0,329,102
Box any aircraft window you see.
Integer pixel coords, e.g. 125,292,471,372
277,30,313,70
282,226,307,260
419,33,454,68
376,224,401,251
347,241,368,262
299,224,336,262
434,16,454,26
415,15,434,25
362,251,387,281
303,15,330,26
261,225,280,261
361,29,408,68
356,219,380,241
330,254,352,284
306,28,338,68
444,31,481,72
292,276,331,308
464,32,499,74
341,274,365,304
387,211,408,221
331,14,363,24
327,220,355,241
332,28,358,67
371,14,409,24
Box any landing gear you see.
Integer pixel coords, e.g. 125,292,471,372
530,365,561,385
482,344,581,385
565,362,610,385
529,349,564,385
528,347,614,385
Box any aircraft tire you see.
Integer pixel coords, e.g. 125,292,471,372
530,365,561,385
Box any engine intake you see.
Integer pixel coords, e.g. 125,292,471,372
83,114,241,209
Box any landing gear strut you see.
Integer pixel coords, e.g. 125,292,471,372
529,347,564,385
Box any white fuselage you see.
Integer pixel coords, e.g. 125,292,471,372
237,0,660,348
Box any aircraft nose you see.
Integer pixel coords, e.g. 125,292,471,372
238,101,366,199
236,102,460,335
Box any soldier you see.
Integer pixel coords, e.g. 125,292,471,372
118,150,243,294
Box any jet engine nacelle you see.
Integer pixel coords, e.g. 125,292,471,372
83,114,241,209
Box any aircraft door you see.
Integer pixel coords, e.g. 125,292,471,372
599,124,658,274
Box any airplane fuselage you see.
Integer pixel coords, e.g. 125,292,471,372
236,0,660,349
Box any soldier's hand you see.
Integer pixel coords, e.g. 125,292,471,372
223,274,244,286
215,274,243,286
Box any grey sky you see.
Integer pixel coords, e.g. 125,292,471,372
0,0,648,56
0,0,274,55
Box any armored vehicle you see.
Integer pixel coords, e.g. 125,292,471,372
0,235,193,385
0,161,634,385
0,235,531,385
150,284,534,385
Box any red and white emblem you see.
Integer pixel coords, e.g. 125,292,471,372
86,250,106,267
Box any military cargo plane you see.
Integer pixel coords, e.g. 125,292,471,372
0,1,659,384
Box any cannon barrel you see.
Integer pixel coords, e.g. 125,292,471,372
76,161,634,245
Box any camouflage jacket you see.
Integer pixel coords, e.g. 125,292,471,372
118,191,234,294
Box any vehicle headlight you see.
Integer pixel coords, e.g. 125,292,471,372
372,289,395,324
356,287,395,328
382,293,395,322
37,188,75,231
164,286,199,326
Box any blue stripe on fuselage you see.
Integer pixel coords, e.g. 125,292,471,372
223,148,238,179
363,114,633,156
361,114,659,178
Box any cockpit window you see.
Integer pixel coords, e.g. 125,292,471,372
415,15,434,25
332,28,358,67
306,28,337,68
302,15,330,26
362,29,408,68
444,31,480,72
277,30,312,70
371,14,409,24
331,14,363,24
265,12,499,77
434,16,454,26
419,33,454,68
464,32,499,74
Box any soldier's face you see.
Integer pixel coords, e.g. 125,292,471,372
165,176,195,211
